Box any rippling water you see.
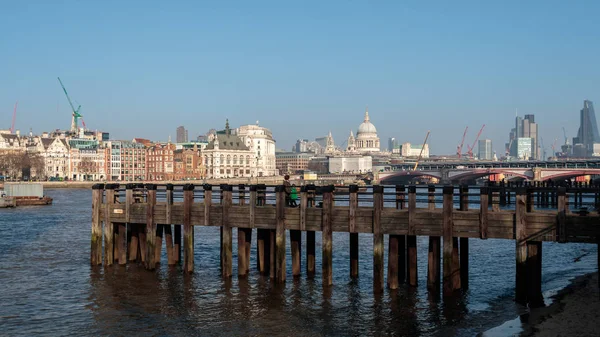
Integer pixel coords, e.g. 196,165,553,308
0,188,597,336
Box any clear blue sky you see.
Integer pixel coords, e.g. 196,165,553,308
1,0,599,155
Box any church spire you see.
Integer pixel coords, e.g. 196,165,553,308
364,106,370,122
225,119,230,135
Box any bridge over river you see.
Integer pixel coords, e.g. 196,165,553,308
379,159,600,184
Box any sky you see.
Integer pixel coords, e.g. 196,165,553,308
1,0,599,156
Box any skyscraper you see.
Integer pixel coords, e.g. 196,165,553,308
176,126,188,143
478,139,493,160
573,100,600,157
388,137,397,152
508,114,539,160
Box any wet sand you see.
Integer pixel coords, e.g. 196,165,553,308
523,272,599,336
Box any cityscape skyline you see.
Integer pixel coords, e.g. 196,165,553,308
2,1,600,154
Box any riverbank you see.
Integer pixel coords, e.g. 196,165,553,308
521,272,599,336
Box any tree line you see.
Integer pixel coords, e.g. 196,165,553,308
0,152,45,180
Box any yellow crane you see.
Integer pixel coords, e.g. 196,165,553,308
413,130,431,171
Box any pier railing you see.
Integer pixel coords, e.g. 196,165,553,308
90,183,600,307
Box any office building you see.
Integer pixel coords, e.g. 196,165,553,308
478,139,493,160
573,100,600,157
176,126,188,143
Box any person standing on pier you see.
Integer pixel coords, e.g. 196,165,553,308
290,184,298,207
283,174,292,206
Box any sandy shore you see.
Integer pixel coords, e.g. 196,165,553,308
522,272,599,336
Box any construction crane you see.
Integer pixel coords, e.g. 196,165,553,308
9,101,17,133
57,77,83,133
506,138,514,157
466,124,485,159
562,127,569,145
413,130,431,171
456,126,468,159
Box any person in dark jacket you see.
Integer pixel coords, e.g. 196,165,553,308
283,174,292,206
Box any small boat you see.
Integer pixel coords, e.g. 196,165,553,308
0,190,16,208
3,183,53,207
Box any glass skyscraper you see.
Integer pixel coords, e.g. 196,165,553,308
573,100,600,157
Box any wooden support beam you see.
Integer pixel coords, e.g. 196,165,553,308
479,187,489,239
443,185,455,296
373,185,384,292
396,185,406,284
459,185,469,290
515,188,528,305
275,185,287,283
306,184,316,278
527,241,544,307
154,224,163,264
221,185,233,278
388,234,399,290
238,185,248,277
349,184,359,279
557,187,567,243
492,188,500,212
165,184,175,265
145,184,157,270
256,185,269,275
104,185,116,267
407,185,417,287
322,185,334,286
183,184,195,274
91,184,104,266
427,185,440,291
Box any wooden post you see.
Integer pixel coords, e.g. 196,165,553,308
349,184,359,279
388,234,399,290
247,185,256,273
527,241,544,307
290,185,302,278
104,184,116,267
256,184,269,275
515,188,528,305
154,224,163,264
557,187,567,243
480,187,489,239
183,184,195,274
443,185,455,296
124,184,134,262
221,185,233,278
238,185,248,277
407,186,417,287
373,185,384,292
459,185,469,290
306,184,316,278
492,187,500,212
274,185,287,283
427,185,440,291
91,184,104,265
321,185,333,286
165,184,175,265
396,185,406,284
145,184,157,270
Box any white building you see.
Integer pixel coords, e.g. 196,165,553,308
400,142,430,158
204,120,257,179
236,122,277,176
356,108,380,153
40,137,70,179
329,156,372,174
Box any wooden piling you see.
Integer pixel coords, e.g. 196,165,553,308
443,185,455,296
492,187,500,212
515,188,528,305
557,187,567,243
125,184,134,262
91,184,104,265
275,185,286,283
527,241,544,307
427,185,440,291
306,184,316,278
104,185,116,267
165,184,175,265
373,185,384,292
145,184,157,270
238,185,248,277
459,185,469,290
256,185,269,275
221,185,233,278
290,185,301,278
183,184,195,274
322,185,334,286
407,186,417,287
396,185,406,284
349,184,359,279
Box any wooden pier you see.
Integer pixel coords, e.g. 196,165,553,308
91,183,600,307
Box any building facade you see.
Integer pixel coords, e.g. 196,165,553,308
478,139,493,160
173,148,203,180
275,152,313,174
236,123,277,176
328,156,372,174
400,142,429,158
203,120,255,179
176,126,188,143
573,100,600,157
508,114,539,160
147,142,175,181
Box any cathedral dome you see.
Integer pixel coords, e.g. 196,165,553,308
357,110,377,135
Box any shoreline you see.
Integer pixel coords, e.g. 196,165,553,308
521,271,599,336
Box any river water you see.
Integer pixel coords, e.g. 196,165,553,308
0,188,597,336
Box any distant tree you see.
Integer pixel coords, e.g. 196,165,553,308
78,157,95,180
